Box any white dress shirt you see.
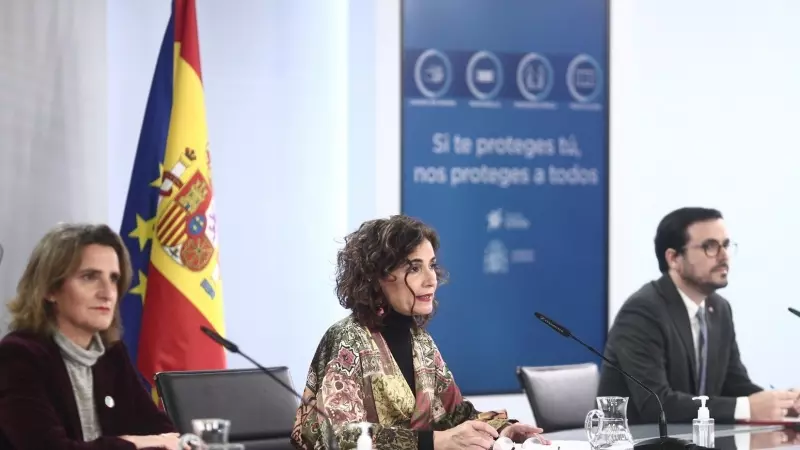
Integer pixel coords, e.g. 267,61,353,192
677,288,751,450
676,288,750,420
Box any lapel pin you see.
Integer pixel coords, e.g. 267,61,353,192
105,396,115,408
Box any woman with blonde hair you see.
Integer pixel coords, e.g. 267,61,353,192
0,223,180,450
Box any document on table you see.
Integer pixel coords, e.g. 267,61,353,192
524,441,594,450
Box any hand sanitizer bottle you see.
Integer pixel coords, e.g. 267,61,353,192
692,395,714,448
356,422,373,450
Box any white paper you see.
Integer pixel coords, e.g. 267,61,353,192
525,441,593,450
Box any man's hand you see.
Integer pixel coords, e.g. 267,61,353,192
749,390,796,420
787,388,800,416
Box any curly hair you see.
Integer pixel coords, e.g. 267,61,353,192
335,215,447,329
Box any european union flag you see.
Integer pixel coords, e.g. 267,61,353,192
118,8,174,370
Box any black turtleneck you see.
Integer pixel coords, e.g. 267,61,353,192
381,311,416,391
379,311,433,450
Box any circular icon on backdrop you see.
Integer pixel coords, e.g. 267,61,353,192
516,53,554,102
466,51,503,100
566,54,603,103
413,49,452,99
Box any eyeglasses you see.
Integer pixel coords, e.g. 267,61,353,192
683,240,738,258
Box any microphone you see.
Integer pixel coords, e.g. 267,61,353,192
200,326,240,353
534,312,695,450
789,307,800,319
200,326,340,450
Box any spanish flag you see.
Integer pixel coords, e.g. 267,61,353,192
119,0,226,391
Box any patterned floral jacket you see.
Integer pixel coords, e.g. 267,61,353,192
291,315,514,450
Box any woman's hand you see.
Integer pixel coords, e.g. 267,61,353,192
120,433,182,449
499,423,544,443
434,420,499,450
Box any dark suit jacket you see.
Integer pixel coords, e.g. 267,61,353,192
0,330,176,450
597,275,762,424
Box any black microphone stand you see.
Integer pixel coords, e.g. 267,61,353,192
200,327,340,450
534,313,702,450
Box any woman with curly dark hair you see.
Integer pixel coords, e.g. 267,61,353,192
291,215,542,450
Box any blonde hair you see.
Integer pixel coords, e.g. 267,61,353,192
7,223,133,346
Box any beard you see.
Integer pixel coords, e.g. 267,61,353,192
680,263,728,295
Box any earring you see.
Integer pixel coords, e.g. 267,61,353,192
377,306,385,317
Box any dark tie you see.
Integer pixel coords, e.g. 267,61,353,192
697,308,708,395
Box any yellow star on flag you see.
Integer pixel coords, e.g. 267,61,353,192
150,163,165,188
128,214,157,251
129,270,148,304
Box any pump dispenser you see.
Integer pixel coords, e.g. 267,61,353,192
356,422,373,450
692,396,714,447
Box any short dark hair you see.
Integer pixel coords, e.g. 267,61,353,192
335,215,447,329
654,207,723,273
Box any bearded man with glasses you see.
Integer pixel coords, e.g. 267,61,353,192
597,207,799,425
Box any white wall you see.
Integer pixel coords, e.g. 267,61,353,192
0,0,108,332
609,0,800,389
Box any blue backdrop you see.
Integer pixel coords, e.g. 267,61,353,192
401,0,610,394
